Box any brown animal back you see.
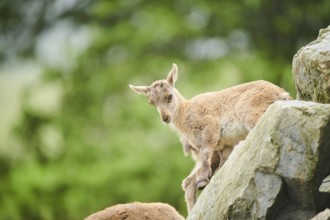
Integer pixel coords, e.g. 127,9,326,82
235,80,290,129
84,202,185,220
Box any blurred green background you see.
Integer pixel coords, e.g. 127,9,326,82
0,0,329,219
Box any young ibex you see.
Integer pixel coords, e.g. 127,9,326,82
129,64,291,212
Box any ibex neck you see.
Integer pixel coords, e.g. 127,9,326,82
174,88,186,103
171,89,187,129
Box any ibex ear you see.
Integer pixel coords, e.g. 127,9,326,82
129,85,149,96
166,63,178,86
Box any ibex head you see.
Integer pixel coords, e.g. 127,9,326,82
129,63,179,124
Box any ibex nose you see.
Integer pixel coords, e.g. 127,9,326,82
162,115,170,123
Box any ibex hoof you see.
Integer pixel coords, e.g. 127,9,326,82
196,179,209,190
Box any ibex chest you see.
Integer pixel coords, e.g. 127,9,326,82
172,113,249,150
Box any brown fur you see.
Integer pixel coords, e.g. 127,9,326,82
130,64,291,212
85,202,185,220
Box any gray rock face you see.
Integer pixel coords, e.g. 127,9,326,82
292,25,330,103
187,101,330,220
320,175,330,193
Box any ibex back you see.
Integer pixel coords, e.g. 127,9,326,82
129,64,291,212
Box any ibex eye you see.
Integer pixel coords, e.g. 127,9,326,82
167,94,173,102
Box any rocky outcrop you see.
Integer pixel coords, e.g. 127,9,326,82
292,25,330,103
84,202,185,220
187,100,330,220
319,175,330,193
310,209,330,220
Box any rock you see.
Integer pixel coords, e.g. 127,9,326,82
84,202,185,220
292,25,330,103
319,175,330,193
310,209,330,220
187,100,330,220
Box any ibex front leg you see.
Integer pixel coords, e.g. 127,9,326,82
196,125,220,189
183,150,222,212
